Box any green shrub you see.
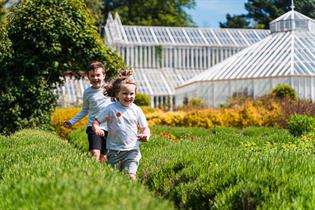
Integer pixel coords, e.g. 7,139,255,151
0,129,174,210
69,125,315,209
287,114,315,137
179,97,207,110
271,84,297,100
0,0,125,134
138,126,315,210
134,93,151,106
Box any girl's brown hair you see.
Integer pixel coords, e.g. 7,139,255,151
104,75,137,97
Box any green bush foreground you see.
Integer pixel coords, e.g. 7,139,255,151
0,129,174,210
70,126,315,209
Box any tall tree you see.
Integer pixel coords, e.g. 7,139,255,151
0,0,9,24
84,0,104,29
220,14,250,28
0,0,125,134
220,0,315,29
102,0,196,27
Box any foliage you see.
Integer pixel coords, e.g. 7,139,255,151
147,100,282,128
134,93,151,106
220,0,315,29
0,0,9,25
287,114,315,137
0,25,11,67
102,0,196,27
271,84,297,100
84,0,104,29
219,14,250,28
8,0,125,84
0,129,174,210
0,0,125,134
68,125,315,209
138,126,315,209
179,97,208,111
51,107,88,138
0,77,56,135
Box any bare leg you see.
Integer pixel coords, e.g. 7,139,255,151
90,149,101,161
128,173,137,181
99,154,107,163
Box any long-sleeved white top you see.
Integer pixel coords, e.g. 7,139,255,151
69,86,112,129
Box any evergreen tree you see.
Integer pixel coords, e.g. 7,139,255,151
220,14,250,28
221,0,315,29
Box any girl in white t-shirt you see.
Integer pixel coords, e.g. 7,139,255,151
92,76,150,180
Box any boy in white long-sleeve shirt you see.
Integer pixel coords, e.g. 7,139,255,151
64,61,112,162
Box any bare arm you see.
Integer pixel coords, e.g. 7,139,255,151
138,126,150,142
92,119,105,137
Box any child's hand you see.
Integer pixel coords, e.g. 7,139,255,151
138,134,148,142
64,121,72,128
95,128,105,137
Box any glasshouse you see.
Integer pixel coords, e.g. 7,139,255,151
176,8,315,107
57,13,269,107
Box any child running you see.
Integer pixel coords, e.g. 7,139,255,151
92,75,150,180
64,61,111,162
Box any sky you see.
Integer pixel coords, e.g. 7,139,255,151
187,0,248,28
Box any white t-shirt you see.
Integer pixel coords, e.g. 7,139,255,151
95,102,148,151
69,86,112,129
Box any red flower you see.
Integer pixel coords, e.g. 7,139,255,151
116,112,122,117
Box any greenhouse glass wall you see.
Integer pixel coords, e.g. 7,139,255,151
176,9,315,107
57,13,269,107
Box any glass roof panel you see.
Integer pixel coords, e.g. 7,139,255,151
184,29,207,45
200,29,220,45
119,26,268,46
124,27,138,42
140,69,170,95
227,30,248,46
151,28,173,44
161,69,182,89
168,28,189,44
240,30,263,44
133,69,152,94
211,30,235,45
136,27,156,43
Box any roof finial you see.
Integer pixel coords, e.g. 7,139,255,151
290,0,295,11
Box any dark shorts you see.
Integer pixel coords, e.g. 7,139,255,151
86,126,108,155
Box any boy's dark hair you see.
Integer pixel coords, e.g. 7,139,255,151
104,76,137,98
87,61,105,74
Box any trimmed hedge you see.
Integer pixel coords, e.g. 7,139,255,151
67,125,315,209
0,129,174,210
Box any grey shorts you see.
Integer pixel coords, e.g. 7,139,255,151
107,149,141,175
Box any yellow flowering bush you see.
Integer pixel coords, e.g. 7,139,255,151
221,108,242,127
183,110,214,128
51,107,87,138
238,101,264,127
146,110,185,127
145,99,284,129
51,98,286,139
